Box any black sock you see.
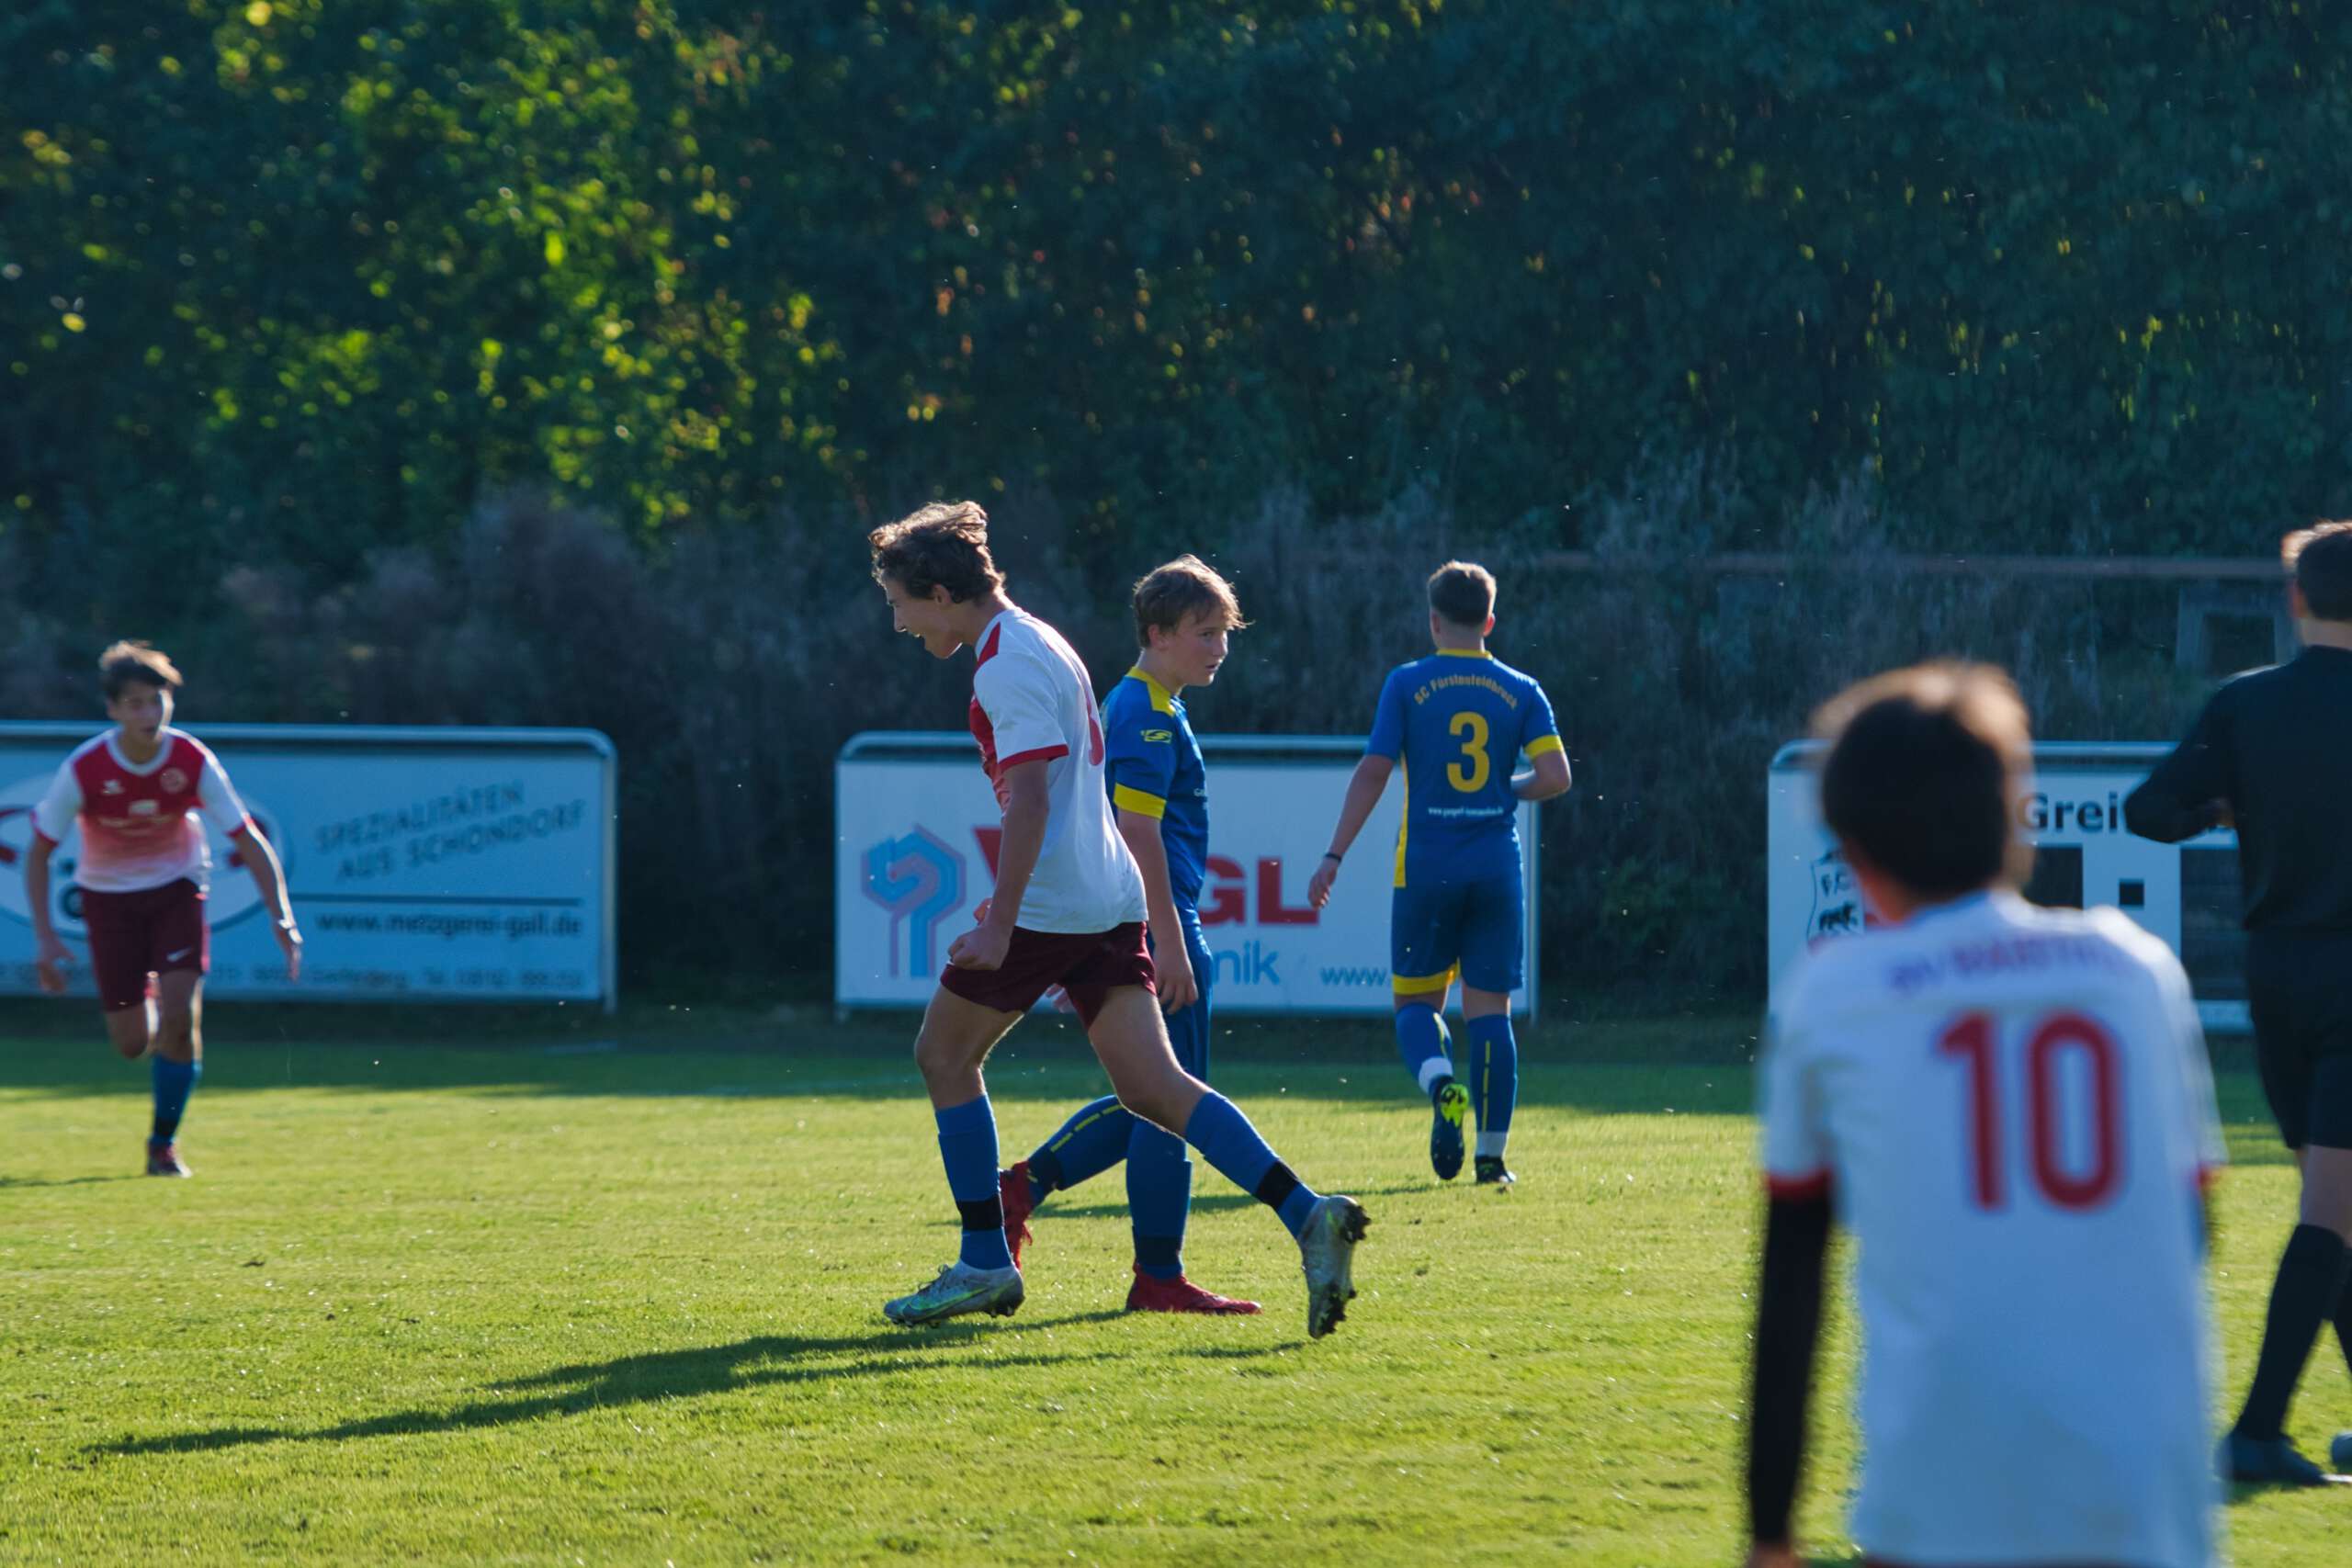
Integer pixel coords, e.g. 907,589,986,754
1252,1160,1301,1213
2235,1224,2350,1439
1027,1148,1065,1195
2335,1268,2352,1383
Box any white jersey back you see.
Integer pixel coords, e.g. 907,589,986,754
1761,891,2223,1568
966,608,1146,935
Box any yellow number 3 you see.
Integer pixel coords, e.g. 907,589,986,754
1447,711,1491,792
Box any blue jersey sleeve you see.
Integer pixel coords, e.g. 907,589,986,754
1104,692,1178,818
1366,668,1409,760
1521,682,1563,760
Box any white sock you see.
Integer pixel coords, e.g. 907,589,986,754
1476,1132,1509,1159
1417,1056,1456,1097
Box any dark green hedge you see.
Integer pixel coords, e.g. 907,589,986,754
12,0,2352,594
2,2,2328,996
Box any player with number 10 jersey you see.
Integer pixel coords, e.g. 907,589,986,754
1745,662,2222,1568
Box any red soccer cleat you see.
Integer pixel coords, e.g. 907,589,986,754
144,1140,192,1178
1125,1268,1261,1315
998,1161,1037,1269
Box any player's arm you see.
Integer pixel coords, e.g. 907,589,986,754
950,760,1048,972
21,832,74,994
1511,748,1571,801
231,823,302,981
1746,1186,1833,1561
1512,689,1572,802
2124,690,2233,841
1102,693,1194,1008
1309,671,1405,908
1306,753,1394,908
200,753,300,980
1747,1002,1834,1562
24,764,79,992
1116,808,1196,1011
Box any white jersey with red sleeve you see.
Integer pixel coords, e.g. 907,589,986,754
967,608,1145,935
31,729,254,895
1758,889,2222,1568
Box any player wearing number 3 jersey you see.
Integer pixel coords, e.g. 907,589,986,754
1308,563,1569,1187
1745,663,2223,1568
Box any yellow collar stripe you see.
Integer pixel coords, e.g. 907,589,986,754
1125,666,1176,714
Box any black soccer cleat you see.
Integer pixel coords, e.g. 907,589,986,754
1429,1079,1468,1181
1474,1156,1515,1188
2220,1430,2333,1486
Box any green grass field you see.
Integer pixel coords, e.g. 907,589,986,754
2,1007,2345,1565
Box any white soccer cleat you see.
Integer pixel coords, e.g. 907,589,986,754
1298,1195,1370,1338
883,1260,1024,1326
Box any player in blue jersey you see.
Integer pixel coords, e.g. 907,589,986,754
998,557,1261,1314
1308,562,1571,1185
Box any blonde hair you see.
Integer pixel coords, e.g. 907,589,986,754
1133,555,1246,647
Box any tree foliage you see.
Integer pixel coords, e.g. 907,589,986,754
5,2,2343,994
12,0,2352,589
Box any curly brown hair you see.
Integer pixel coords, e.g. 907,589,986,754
868,501,1005,603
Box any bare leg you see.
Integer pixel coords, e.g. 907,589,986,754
154,970,203,1065
910,987,1022,1109
104,990,155,1059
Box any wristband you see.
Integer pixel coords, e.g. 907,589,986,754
1320,852,1342,864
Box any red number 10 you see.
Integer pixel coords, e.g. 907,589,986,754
1936,1010,2122,1211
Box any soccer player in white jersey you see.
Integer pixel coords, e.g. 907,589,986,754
867,502,1366,1337
21,642,302,1176
1745,662,2223,1568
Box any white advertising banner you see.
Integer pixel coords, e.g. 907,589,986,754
1767,741,2246,1030
0,724,616,1008
836,734,1539,1016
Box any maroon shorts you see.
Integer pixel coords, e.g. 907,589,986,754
79,877,209,1012
939,921,1155,1026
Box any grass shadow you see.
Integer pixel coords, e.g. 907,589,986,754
1039,1179,1432,1222
0,1172,141,1189
96,1312,1137,1458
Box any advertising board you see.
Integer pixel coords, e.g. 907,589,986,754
0,724,616,1009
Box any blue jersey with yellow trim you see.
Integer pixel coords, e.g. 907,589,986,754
1366,649,1562,885
1102,667,1210,908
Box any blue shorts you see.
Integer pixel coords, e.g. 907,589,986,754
1391,870,1523,996
1150,907,1214,1079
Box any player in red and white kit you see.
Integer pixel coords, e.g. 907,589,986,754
867,503,1367,1337
21,643,301,1177
1744,663,2223,1568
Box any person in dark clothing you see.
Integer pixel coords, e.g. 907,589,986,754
2127,519,2352,1486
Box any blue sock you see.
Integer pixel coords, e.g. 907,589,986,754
1467,1015,1517,1158
151,1056,201,1145
1182,1092,1321,1239
1395,1003,1453,1100
1027,1094,1134,1203
935,1096,1012,1270
1126,1119,1192,1280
